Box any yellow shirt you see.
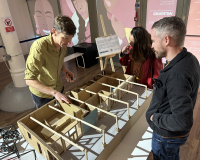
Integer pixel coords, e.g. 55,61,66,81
24,34,67,98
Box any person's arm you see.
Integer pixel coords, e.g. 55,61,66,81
151,74,193,131
119,45,130,66
25,47,70,103
26,79,70,103
61,62,74,82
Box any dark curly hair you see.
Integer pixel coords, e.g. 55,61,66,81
53,15,76,36
130,27,155,62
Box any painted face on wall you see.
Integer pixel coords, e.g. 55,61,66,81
34,0,54,36
72,0,89,20
103,0,135,28
102,0,136,44
103,0,118,12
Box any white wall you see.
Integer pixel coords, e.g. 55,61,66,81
0,0,35,62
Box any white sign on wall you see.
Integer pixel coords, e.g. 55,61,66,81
95,35,121,57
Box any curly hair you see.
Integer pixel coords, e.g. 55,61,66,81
130,27,155,62
53,15,76,36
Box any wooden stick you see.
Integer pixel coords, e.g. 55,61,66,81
48,105,102,132
85,149,88,160
104,57,109,70
110,58,115,72
98,74,147,98
92,81,139,108
30,117,85,152
96,52,120,59
122,66,126,73
100,14,107,36
100,58,104,71
82,89,130,120
68,95,119,131
102,130,106,148
98,93,130,119
61,138,67,152
86,103,120,131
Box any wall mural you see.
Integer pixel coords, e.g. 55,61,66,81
146,0,177,33
27,0,60,36
60,0,91,47
184,0,200,62
96,0,136,48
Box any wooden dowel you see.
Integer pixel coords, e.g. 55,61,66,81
96,52,120,59
30,116,85,151
100,58,104,71
48,105,102,132
68,95,120,132
61,138,67,152
80,88,130,120
85,149,88,160
110,58,115,72
85,103,119,131
92,81,139,108
104,57,109,70
98,74,147,98
122,66,126,73
98,93,130,119
100,14,107,36
102,130,106,148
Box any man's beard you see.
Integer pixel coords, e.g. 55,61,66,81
155,49,166,59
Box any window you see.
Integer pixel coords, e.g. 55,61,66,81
37,143,42,154
27,132,31,139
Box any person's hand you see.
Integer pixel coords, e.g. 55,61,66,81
111,15,126,40
54,91,71,104
122,45,130,53
150,115,153,121
65,71,74,82
129,54,133,60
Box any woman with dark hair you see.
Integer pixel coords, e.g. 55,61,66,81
119,26,163,88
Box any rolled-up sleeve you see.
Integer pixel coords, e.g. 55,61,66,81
24,47,44,80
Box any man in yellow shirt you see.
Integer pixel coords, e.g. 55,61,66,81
25,15,76,109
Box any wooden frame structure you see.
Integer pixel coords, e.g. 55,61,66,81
17,70,153,160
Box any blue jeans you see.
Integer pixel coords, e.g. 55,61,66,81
152,132,189,160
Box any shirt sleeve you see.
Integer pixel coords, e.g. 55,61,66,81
24,46,44,80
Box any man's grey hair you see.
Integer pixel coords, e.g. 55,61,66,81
152,16,186,46
53,15,76,36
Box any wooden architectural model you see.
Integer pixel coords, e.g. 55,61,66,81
17,70,153,160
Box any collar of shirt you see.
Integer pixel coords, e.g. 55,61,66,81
47,33,65,54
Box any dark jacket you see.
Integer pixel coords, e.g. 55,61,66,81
119,47,163,89
146,48,200,137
